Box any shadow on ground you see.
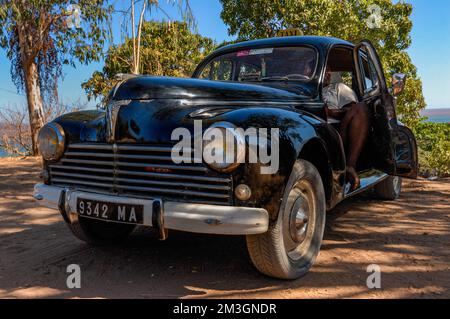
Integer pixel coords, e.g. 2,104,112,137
0,158,449,299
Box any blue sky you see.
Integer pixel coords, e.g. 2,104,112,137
0,0,449,109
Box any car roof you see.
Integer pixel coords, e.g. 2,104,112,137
213,36,354,55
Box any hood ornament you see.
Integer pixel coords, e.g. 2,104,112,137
106,99,131,142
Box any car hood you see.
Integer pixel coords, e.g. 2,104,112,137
55,76,323,145
112,76,313,101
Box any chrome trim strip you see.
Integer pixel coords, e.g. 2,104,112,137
65,152,186,161
51,172,114,181
115,170,231,183
61,158,115,166
177,99,324,107
115,184,230,199
106,100,131,142
52,178,112,189
115,162,208,172
68,144,114,150
49,165,113,174
117,154,201,161
116,177,230,191
116,145,175,152
67,144,178,153
64,152,115,158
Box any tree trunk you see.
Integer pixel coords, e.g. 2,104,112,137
135,1,147,75
23,60,45,156
17,18,45,156
131,0,137,74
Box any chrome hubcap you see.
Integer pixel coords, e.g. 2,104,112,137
289,197,310,243
283,181,314,261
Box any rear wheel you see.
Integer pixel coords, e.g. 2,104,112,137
373,176,402,200
246,160,326,279
68,217,135,246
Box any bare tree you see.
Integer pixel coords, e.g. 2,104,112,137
0,99,88,156
0,106,32,156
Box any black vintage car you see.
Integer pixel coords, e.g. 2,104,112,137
34,36,418,279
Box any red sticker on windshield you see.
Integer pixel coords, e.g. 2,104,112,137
237,50,250,57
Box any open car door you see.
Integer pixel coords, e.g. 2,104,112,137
353,40,418,179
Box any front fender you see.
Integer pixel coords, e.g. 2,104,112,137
301,115,346,208
53,110,107,144
211,107,319,219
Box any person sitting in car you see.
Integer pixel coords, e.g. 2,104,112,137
322,67,371,190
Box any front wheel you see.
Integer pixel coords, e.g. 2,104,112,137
246,160,326,279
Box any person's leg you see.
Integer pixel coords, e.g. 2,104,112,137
339,107,353,147
339,102,371,190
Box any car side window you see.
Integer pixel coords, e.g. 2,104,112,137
238,62,261,81
199,60,233,81
359,50,379,93
198,64,212,79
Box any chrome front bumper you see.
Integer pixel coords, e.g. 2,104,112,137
33,183,269,235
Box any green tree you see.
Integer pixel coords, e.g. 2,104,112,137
0,0,112,154
219,0,426,127
122,0,195,75
414,122,450,177
82,21,215,101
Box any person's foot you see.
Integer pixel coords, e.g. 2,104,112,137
346,166,360,191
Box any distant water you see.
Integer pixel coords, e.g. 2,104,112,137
421,108,450,123
423,115,450,123
0,149,17,157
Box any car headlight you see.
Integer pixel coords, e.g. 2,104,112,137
38,122,65,161
203,122,245,173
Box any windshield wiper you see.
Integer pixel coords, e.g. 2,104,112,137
261,74,309,82
242,74,309,83
260,76,290,82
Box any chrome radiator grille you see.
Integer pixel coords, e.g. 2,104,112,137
48,143,233,205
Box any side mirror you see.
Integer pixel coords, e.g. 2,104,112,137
392,73,407,96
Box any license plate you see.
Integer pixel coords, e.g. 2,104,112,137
76,198,144,225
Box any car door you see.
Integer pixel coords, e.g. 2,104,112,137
353,40,418,178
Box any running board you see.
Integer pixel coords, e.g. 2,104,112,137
344,169,389,198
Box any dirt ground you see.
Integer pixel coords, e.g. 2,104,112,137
0,157,448,299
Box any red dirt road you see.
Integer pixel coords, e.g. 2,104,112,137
0,157,449,298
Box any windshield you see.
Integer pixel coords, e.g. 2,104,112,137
196,46,317,82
